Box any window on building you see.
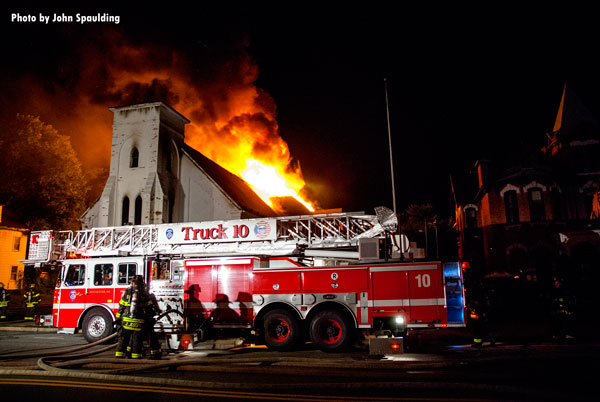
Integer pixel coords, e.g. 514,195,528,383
130,147,139,168
551,188,564,220
134,195,142,225
10,266,18,281
122,196,130,226
583,189,596,219
13,236,20,251
118,263,137,285
94,264,113,286
64,264,86,286
465,208,477,229
528,188,545,222
504,190,520,224
160,136,175,175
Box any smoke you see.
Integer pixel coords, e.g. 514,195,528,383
1,29,314,209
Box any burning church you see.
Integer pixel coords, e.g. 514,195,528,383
81,102,306,228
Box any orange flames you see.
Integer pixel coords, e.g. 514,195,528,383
96,36,316,213
182,84,316,213
6,31,316,214
186,107,315,213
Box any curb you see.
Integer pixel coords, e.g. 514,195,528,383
0,325,56,333
0,320,56,333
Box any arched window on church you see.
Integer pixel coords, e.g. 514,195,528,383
134,195,142,225
130,147,139,168
121,196,130,226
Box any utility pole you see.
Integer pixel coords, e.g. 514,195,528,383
384,78,397,216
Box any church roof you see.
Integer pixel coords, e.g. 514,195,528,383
181,144,277,218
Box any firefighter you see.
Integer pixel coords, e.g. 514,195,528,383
468,286,493,348
115,275,147,359
142,289,163,360
0,282,10,320
23,284,41,320
125,279,162,359
551,276,575,343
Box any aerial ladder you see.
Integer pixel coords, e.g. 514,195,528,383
24,207,404,265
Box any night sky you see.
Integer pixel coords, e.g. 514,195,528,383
3,4,600,217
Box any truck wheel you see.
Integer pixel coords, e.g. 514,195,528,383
82,308,113,343
309,310,354,352
263,309,300,351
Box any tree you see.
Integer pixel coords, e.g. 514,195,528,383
403,204,436,233
399,204,457,260
0,114,88,230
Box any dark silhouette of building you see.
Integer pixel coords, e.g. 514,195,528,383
455,84,600,317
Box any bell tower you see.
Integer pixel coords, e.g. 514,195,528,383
83,102,189,227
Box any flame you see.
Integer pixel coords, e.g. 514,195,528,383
3,31,318,214
100,37,316,214
241,159,314,211
185,110,315,213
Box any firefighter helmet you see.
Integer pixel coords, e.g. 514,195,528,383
0,282,4,288
29,284,35,289
131,275,145,288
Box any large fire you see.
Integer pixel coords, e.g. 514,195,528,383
5,31,317,214
105,42,316,213
187,109,315,213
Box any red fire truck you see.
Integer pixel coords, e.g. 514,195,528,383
23,208,466,352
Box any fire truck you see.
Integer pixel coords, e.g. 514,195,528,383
23,207,466,352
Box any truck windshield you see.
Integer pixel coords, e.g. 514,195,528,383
64,264,85,287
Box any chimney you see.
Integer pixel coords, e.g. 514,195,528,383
475,160,489,189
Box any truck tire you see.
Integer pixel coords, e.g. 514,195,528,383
309,309,354,352
263,309,301,351
82,308,113,343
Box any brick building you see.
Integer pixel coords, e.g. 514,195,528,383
455,84,600,309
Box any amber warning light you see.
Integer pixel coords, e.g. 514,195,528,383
369,337,404,355
180,334,193,350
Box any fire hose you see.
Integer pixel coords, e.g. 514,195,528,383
2,311,462,379
36,308,216,373
0,308,181,362
1,308,345,376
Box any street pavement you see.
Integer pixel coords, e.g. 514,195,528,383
0,312,593,343
2,316,599,402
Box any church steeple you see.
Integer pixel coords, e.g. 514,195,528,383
552,84,567,133
544,83,600,155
